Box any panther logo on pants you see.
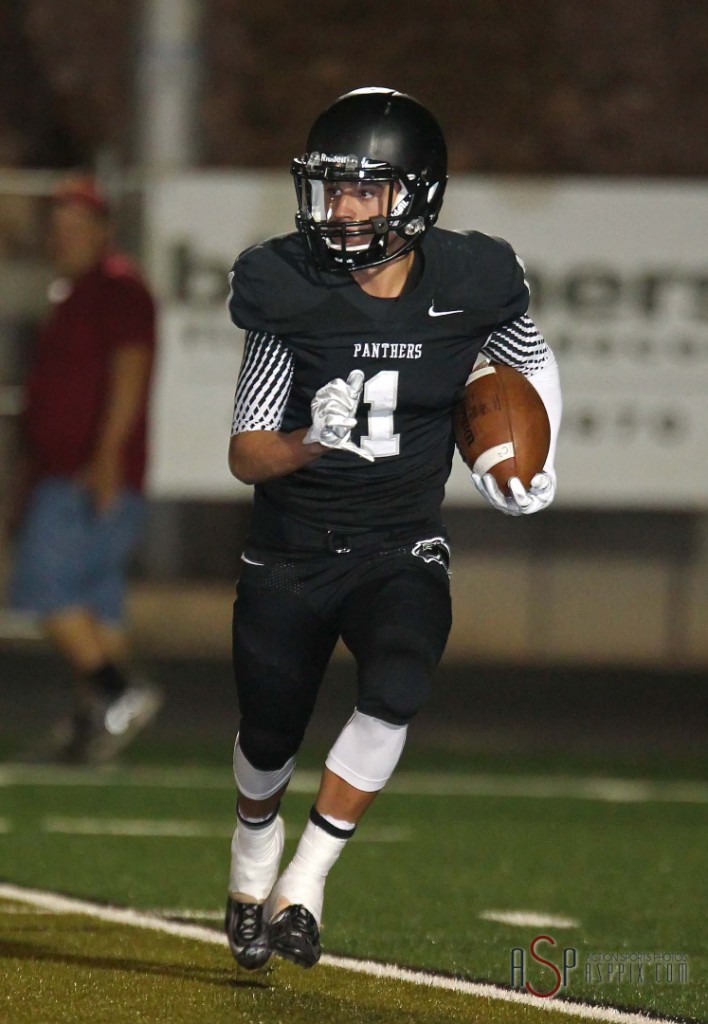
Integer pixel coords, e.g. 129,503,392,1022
411,536,451,575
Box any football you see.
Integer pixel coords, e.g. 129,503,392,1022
454,361,550,493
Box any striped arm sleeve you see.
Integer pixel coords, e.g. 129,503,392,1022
231,330,294,434
481,314,550,377
482,314,561,470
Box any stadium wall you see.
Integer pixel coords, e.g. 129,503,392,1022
0,171,706,670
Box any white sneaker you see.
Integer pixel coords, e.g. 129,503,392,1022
27,679,164,765
91,679,164,762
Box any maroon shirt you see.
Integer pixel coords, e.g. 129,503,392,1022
24,251,156,491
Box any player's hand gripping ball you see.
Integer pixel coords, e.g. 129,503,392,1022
454,361,554,515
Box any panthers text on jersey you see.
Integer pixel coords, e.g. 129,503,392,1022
229,227,550,532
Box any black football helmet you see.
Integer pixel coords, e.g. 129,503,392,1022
292,87,447,273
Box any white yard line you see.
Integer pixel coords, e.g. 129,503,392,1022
1,764,706,804
480,910,581,929
156,908,224,921
43,817,234,838
0,765,234,790
40,817,409,842
0,883,681,1024
385,773,708,804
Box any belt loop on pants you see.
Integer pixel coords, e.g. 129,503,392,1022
326,530,352,555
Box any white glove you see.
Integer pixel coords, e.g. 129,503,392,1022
304,369,374,462
471,470,556,516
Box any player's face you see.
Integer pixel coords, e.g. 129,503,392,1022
323,180,403,255
324,180,393,224
49,201,109,278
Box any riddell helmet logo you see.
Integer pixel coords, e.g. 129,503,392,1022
320,152,354,164
307,151,359,170
306,153,388,172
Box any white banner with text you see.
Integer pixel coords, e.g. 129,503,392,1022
145,173,708,507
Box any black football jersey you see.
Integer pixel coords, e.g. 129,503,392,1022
229,227,545,530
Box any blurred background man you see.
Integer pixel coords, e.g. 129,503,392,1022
6,175,161,763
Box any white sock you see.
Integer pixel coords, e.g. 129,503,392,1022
229,813,284,902
270,819,351,925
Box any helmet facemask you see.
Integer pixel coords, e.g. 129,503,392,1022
292,153,439,273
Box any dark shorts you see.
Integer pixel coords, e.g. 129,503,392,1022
232,520,453,770
9,476,145,624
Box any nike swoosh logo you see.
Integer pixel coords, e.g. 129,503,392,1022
241,554,265,566
428,303,464,317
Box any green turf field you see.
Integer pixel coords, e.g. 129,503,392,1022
1,750,705,1024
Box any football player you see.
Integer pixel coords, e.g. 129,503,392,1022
225,87,562,969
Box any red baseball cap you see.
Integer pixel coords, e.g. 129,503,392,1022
51,175,110,215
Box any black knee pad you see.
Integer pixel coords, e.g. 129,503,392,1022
343,563,451,726
357,641,435,725
238,718,303,772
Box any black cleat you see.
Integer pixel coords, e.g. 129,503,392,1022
269,904,321,968
225,895,271,969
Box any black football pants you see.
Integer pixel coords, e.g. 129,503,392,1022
232,539,452,772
